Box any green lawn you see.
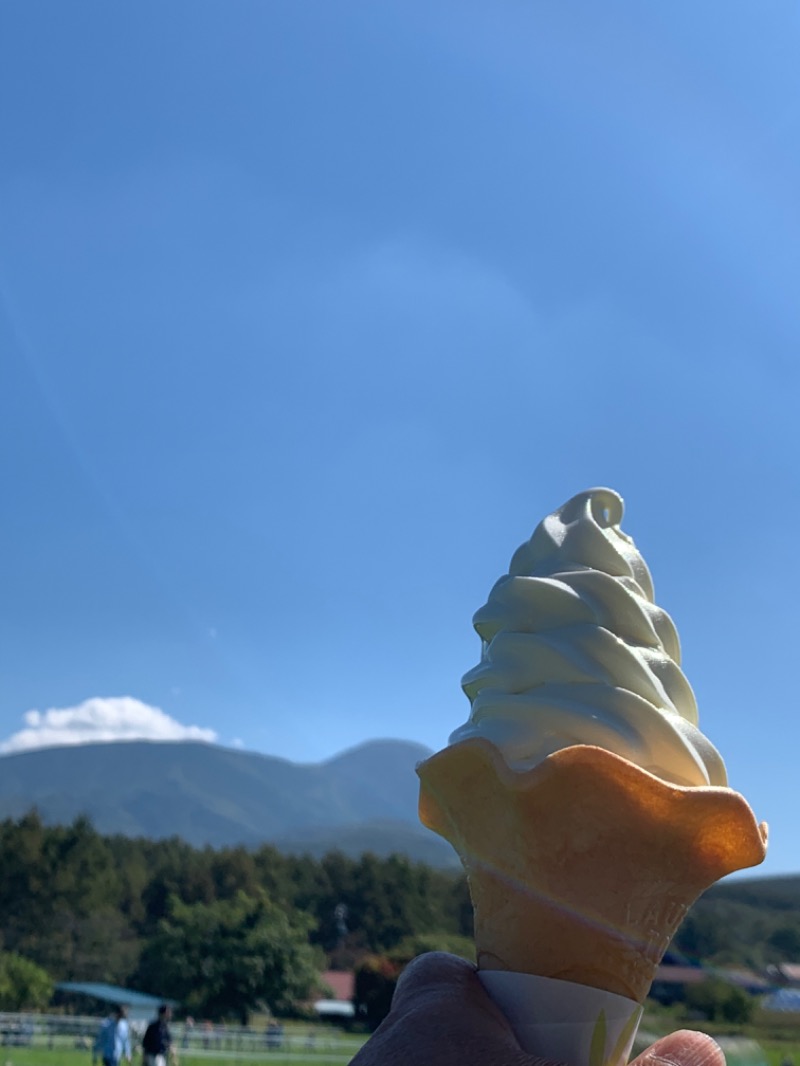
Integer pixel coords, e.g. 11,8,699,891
5,1039,796,1066
10,1015,800,1066
0,1046,365,1066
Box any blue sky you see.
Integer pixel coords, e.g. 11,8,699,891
1,2,798,873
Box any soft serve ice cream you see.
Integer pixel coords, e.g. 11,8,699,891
449,487,726,788
417,487,767,1006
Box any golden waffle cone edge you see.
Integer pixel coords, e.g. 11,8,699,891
418,739,767,1003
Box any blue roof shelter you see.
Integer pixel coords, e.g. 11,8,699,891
762,988,800,1012
56,982,177,1022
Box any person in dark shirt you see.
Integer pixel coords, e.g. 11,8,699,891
142,1005,174,1066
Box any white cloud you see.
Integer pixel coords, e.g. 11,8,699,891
0,696,218,754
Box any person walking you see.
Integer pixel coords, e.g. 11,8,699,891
142,1004,175,1066
93,1005,132,1066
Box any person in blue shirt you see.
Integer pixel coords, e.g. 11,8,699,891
93,1005,132,1066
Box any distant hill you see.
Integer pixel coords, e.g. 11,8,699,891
705,875,800,911
669,873,800,968
275,820,459,868
0,738,462,865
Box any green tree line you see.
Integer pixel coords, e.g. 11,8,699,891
0,812,471,1018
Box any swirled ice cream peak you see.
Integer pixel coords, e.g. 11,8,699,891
449,488,727,787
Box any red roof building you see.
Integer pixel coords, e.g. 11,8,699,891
321,971,355,1001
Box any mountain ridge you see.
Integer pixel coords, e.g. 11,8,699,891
0,737,460,864
0,740,792,883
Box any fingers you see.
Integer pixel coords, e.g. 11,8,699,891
391,951,512,1032
351,951,536,1066
634,1030,725,1066
391,952,476,1010
392,950,475,1005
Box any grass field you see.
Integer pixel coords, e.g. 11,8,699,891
0,1048,366,1066
4,1038,797,1066
4,1035,795,1066
7,1013,800,1066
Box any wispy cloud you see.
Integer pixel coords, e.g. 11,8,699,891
0,696,218,754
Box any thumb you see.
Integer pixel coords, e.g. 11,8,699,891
633,1030,725,1066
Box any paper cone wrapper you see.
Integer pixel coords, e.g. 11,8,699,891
480,971,642,1065
418,739,767,1002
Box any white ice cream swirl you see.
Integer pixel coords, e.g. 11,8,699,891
450,488,727,787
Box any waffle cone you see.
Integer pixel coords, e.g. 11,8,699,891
418,739,767,1002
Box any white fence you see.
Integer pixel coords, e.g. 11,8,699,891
0,1011,361,1063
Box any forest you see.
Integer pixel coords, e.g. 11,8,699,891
1,812,799,1024
0,812,471,1021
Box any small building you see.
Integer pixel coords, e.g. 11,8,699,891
763,988,800,1012
320,971,354,1001
649,964,707,1007
766,963,800,987
712,968,772,995
315,971,355,1021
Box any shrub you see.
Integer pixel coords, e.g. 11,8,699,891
0,953,53,1011
683,979,754,1024
353,955,403,1030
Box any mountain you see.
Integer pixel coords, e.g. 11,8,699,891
704,875,800,911
0,738,459,865
274,820,459,868
668,873,800,969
